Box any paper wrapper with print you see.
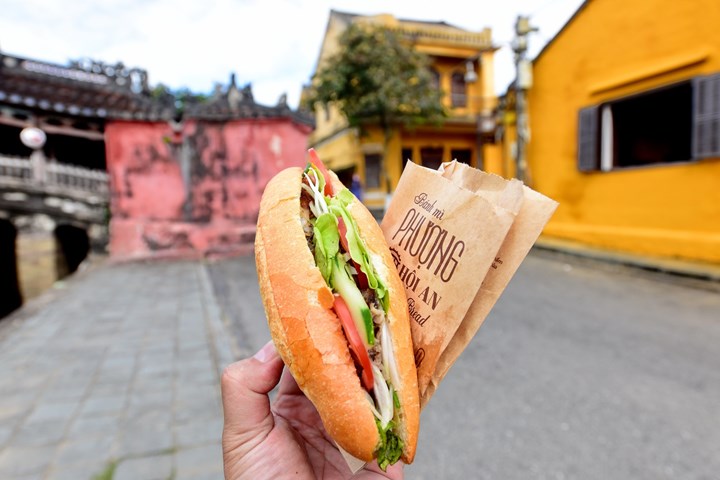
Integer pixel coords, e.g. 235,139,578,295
419,161,558,407
381,161,558,407
380,162,525,396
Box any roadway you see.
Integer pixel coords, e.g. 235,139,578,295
208,249,720,480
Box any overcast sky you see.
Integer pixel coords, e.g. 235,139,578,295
1,0,585,109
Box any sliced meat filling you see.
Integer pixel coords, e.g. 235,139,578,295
363,290,387,370
300,188,314,250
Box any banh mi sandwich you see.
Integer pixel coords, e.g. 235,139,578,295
255,149,419,469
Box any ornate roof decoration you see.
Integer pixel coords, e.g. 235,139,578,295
0,52,174,121
185,73,314,126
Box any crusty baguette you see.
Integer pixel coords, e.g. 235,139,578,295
255,167,419,463
329,173,419,463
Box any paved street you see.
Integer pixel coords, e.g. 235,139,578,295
1,250,718,479
211,251,720,480
0,261,235,480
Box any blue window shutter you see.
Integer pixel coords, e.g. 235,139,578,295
577,106,600,172
693,73,720,159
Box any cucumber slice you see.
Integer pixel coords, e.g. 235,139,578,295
331,255,374,347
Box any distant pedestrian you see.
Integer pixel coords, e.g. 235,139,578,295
351,173,363,201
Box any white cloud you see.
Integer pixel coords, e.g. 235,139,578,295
0,0,585,108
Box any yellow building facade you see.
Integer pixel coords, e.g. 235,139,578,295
520,0,720,263
307,10,500,215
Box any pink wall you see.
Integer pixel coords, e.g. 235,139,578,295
105,118,310,259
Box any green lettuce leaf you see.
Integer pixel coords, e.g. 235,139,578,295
333,187,355,208
375,419,404,471
313,212,339,284
327,191,389,312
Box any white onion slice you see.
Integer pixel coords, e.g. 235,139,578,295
372,363,393,427
365,392,382,421
303,171,329,215
381,322,402,392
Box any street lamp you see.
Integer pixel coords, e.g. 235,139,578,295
20,127,47,183
512,15,537,183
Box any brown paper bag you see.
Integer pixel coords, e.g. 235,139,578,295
380,162,524,395
420,161,559,407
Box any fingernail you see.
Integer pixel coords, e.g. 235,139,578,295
253,341,278,363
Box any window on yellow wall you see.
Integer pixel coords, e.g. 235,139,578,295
578,74,720,171
451,73,467,108
451,149,472,165
401,147,413,171
364,153,381,189
429,68,440,91
420,147,443,170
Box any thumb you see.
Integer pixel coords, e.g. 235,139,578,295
221,341,284,450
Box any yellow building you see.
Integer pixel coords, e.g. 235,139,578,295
307,10,500,216
517,0,720,263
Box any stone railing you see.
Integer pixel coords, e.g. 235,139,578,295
0,156,32,181
0,155,109,195
46,162,109,194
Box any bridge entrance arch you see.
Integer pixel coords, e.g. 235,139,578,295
0,219,22,318
55,224,90,278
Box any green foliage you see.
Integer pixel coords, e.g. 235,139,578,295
305,24,446,136
150,84,208,115
92,460,117,480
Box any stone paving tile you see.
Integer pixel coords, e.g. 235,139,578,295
11,419,69,447
114,453,173,480
24,402,79,425
175,416,224,449
51,434,116,468
176,472,224,480
0,426,14,449
0,408,31,432
0,261,235,478
39,385,89,404
79,394,128,417
68,414,120,437
123,406,173,430
131,374,174,393
128,390,174,411
89,380,131,397
173,401,222,426
45,460,110,480
0,445,55,477
174,443,224,479
116,426,174,458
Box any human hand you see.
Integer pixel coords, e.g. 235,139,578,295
221,341,404,480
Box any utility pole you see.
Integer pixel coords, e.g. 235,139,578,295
512,15,537,183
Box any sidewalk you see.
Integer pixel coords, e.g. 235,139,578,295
535,236,720,282
0,260,239,480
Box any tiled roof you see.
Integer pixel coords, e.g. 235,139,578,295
330,9,470,33
0,53,174,121
0,53,313,126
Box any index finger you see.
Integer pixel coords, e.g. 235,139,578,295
277,366,303,396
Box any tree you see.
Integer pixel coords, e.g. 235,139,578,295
150,84,209,120
305,23,446,185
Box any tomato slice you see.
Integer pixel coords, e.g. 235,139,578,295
333,295,374,391
337,216,350,253
308,148,334,196
355,264,369,291
337,217,369,290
